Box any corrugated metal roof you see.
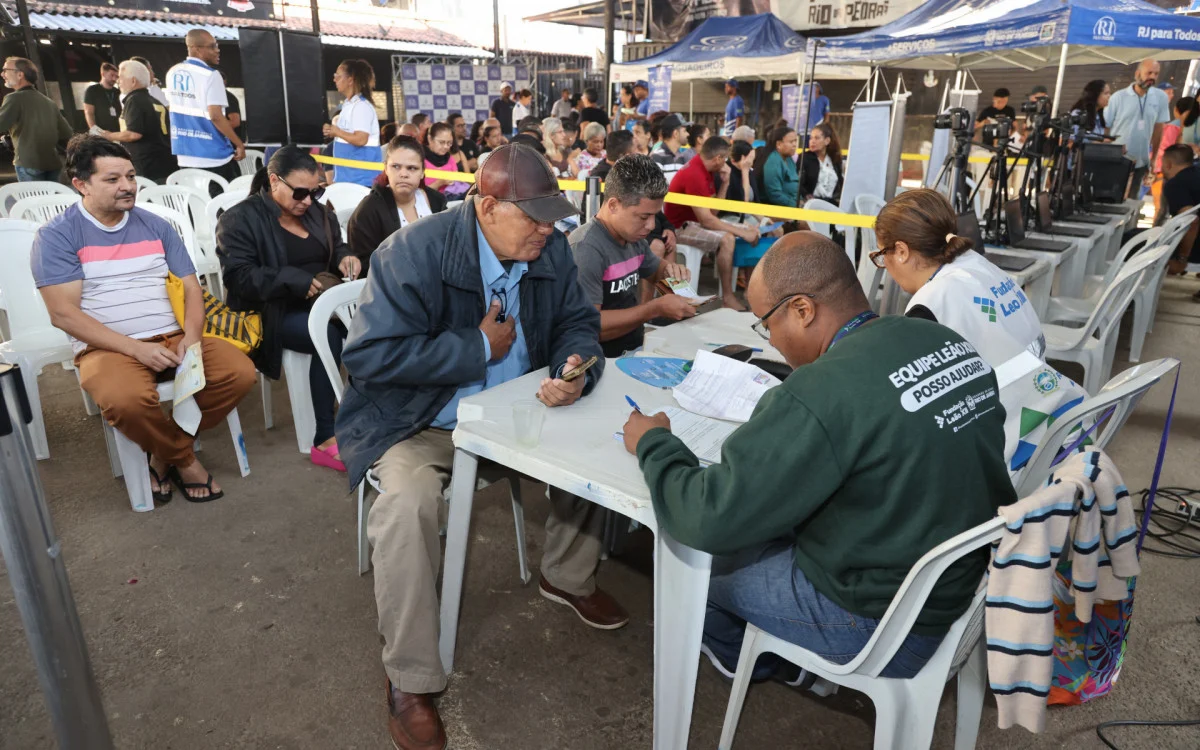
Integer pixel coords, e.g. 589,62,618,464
26,11,237,39
321,35,491,58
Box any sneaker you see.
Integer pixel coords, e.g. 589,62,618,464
700,642,775,683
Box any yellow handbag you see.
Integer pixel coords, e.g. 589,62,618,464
165,273,263,355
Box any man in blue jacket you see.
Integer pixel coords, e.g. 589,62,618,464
336,144,623,750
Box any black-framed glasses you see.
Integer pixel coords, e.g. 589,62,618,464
869,245,894,269
751,292,814,340
277,175,325,203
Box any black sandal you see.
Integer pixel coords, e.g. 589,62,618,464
167,466,225,503
147,457,173,504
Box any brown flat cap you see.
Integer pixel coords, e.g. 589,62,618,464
473,143,576,223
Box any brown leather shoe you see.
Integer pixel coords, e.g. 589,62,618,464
538,575,629,630
385,679,447,750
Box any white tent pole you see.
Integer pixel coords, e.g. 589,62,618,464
1051,43,1069,117
796,62,807,132
689,80,693,121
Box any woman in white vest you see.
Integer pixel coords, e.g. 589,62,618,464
872,189,1086,479
871,188,1045,363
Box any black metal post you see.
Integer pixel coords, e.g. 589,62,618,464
310,0,320,37
604,0,615,111
13,0,47,94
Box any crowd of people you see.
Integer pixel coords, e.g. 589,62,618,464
5,35,1190,749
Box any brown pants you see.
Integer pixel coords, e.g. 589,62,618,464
369,428,605,694
77,332,257,467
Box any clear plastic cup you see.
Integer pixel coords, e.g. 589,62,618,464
512,400,546,448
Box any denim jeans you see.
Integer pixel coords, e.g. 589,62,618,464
15,166,61,183
704,540,944,680
279,308,344,447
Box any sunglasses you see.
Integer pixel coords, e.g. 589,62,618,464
277,175,325,203
751,292,814,340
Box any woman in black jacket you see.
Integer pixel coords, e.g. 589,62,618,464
799,122,844,204
216,145,358,471
346,135,447,272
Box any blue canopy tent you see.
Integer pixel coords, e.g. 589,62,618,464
610,13,867,83
818,0,1200,112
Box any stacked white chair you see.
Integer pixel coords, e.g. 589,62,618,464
136,203,200,268
1012,357,1180,497
134,176,157,192
0,220,76,459
0,181,73,217
719,517,1005,750
9,194,80,224
167,168,227,197
307,281,533,580
104,381,250,512
227,174,255,195
1042,246,1173,394
1129,210,1197,361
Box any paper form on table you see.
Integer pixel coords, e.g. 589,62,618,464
672,349,780,422
614,406,736,465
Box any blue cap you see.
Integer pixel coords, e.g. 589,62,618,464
1159,82,1175,90
635,80,649,89
725,78,738,87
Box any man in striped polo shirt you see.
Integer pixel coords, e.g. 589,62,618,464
32,135,256,502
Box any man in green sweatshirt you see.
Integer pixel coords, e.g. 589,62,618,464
622,232,1015,680
0,57,75,182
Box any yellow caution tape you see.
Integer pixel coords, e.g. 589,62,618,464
313,152,877,228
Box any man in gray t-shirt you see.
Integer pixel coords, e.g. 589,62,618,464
569,155,697,356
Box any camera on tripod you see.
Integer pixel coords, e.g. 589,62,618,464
1021,97,1050,117
1055,111,1085,129
933,107,972,133
982,116,1013,143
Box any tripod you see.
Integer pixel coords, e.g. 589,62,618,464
931,128,974,216
975,136,1016,244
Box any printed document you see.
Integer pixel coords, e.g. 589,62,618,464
614,406,736,465
172,343,206,435
673,349,780,422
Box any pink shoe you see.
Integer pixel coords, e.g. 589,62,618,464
311,441,346,472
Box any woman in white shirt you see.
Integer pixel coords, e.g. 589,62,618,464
321,59,381,188
872,188,1045,364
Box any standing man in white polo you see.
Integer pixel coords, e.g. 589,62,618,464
1106,58,1171,199
165,29,244,187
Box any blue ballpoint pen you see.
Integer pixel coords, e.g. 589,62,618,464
625,395,644,414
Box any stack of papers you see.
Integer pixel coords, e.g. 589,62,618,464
673,350,780,423
615,406,736,466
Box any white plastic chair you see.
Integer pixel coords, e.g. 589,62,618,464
1129,213,1196,361
167,168,227,197
854,194,887,312
259,350,315,456
307,281,532,580
103,380,250,512
802,198,843,239
0,181,73,217
227,174,255,195
135,203,200,269
0,220,76,459
9,194,80,224
140,185,222,296
1012,357,1180,497
134,176,157,192
322,182,370,215
1042,248,1168,395
678,244,704,285
719,517,1006,750
241,149,265,175
334,206,356,231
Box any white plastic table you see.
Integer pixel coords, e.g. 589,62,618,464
441,362,713,750
640,307,782,361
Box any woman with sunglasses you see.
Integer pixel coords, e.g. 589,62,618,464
217,145,360,471
348,135,447,274
872,188,1044,365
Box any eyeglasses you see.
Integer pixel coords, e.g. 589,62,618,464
1,68,17,73
868,245,894,269
277,176,325,203
751,292,814,340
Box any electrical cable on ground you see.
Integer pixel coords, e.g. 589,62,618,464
1095,718,1200,749
1134,486,1200,559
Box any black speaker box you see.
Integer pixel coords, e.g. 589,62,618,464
1080,142,1133,203
238,29,327,145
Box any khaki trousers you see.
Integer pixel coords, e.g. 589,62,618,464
369,428,604,694
77,333,257,467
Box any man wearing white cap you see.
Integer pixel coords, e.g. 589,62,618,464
490,81,515,138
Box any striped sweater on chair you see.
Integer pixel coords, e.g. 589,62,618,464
985,450,1140,732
